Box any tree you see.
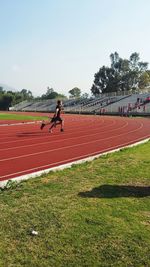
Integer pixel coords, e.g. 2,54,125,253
68,87,81,98
20,89,33,100
91,65,121,95
91,52,150,96
0,87,4,93
129,52,140,71
41,87,66,100
41,87,58,99
0,87,34,109
56,93,67,99
138,71,150,89
0,93,13,110
81,92,89,99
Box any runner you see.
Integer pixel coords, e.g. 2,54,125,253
40,100,64,133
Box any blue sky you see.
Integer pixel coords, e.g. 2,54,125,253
0,0,150,96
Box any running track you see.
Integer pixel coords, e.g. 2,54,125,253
0,114,150,186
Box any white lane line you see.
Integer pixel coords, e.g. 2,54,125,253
0,117,105,134
0,136,149,183
0,117,107,140
0,121,144,162
0,121,40,127
0,120,128,152
0,119,116,145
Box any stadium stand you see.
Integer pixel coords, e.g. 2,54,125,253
23,99,56,112
10,91,150,115
105,93,150,115
9,100,34,111
81,95,131,113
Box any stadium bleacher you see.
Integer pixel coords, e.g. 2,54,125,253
10,91,150,115
9,100,34,111
105,93,150,115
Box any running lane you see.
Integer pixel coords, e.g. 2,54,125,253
0,115,150,183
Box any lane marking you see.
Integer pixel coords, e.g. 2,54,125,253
0,121,144,162
0,121,40,127
0,120,128,152
0,118,116,145
0,136,149,184
0,117,107,139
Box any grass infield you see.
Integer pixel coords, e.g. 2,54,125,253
0,113,48,121
0,142,150,267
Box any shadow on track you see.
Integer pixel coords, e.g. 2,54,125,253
16,132,49,137
78,184,150,198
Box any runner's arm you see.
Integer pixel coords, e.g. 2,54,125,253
53,108,59,117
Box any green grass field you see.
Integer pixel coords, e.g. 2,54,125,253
0,142,150,267
0,113,48,121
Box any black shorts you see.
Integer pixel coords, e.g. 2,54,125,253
51,117,62,123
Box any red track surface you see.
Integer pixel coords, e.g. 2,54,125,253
0,114,150,183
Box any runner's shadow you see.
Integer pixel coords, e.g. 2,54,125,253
17,132,47,137
78,184,150,198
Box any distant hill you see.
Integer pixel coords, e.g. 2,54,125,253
0,83,17,92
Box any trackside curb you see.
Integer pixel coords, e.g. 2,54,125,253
0,138,150,188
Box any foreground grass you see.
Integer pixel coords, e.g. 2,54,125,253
0,142,150,267
0,113,48,121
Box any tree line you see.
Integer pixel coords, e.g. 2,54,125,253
0,86,85,110
0,88,33,111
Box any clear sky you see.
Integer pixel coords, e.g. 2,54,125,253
0,0,150,96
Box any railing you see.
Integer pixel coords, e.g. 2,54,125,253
94,87,150,99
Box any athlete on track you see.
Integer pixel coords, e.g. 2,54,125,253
40,100,64,133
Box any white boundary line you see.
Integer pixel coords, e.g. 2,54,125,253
0,121,41,127
0,137,149,188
